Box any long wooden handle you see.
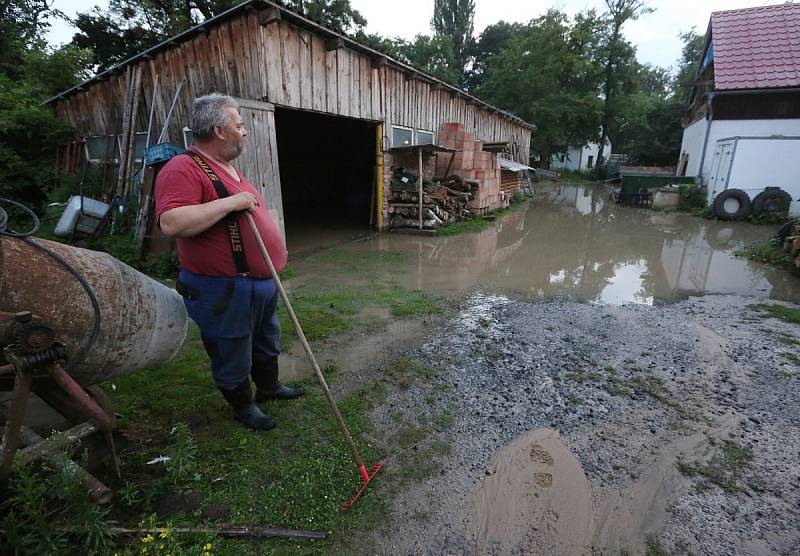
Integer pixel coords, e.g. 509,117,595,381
245,213,364,469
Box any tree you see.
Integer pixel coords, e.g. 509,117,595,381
72,0,366,71
0,2,91,208
431,0,475,87
465,21,520,92
286,0,366,34
595,0,654,171
673,29,706,103
477,10,604,163
611,63,683,165
358,33,461,85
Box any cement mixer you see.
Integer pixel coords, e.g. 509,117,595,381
0,198,187,500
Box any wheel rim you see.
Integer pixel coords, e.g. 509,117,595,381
723,197,741,214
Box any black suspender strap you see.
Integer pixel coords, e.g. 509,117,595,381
185,153,250,275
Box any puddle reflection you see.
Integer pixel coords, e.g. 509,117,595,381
364,184,800,305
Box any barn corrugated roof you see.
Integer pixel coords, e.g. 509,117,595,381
711,3,800,90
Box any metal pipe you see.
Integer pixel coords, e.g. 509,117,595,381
0,373,33,481
48,364,115,431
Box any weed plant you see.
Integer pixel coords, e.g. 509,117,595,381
0,454,115,555
748,303,800,324
735,240,792,269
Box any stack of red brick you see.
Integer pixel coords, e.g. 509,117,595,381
436,122,504,211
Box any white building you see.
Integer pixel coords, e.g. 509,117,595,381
551,140,612,172
678,4,800,219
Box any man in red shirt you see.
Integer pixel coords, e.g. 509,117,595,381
156,93,304,431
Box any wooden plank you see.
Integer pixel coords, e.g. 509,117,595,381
337,49,351,117
325,47,337,113
362,56,373,119
298,30,312,109
370,67,379,120
242,12,260,100
311,34,326,112
351,49,361,118
325,37,344,51
264,22,282,104
252,14,268,99
229,17,247,97
259,6,281,25
265,108,285,239
281,23,300,107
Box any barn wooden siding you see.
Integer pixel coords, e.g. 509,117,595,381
53,7,531,156
52,2,532,231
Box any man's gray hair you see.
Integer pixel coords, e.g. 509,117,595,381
191,93,240,140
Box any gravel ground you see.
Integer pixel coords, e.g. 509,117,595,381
363,293,800,555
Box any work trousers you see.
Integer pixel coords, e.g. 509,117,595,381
177,269,281,390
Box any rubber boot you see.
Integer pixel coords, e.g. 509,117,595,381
252,357,306,403
218,380,276,431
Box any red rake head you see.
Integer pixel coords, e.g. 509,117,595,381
341,461,383,511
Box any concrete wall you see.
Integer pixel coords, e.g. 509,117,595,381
683,118,800,185
678,117,708,177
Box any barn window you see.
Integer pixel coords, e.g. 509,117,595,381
415,129,434,145
392,126,413,147
85,135,119,162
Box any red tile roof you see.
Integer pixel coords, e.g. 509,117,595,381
711,3,800,90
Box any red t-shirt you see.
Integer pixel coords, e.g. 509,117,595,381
155,148,287,278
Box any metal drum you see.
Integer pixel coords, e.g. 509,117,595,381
0,236,187,386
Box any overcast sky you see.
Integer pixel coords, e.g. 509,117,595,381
47,0,790,71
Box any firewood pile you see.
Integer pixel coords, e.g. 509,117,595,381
781,219,800,267
389,169,477,229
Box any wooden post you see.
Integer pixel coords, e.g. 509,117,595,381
122,65,143,200
375,124,383,229
418,147,423,230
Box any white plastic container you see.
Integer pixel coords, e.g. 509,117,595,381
54,196,111,237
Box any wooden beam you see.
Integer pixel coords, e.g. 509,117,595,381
325,37,345,51
371,54,387,69
432,82,446,91
406,71,425,83
259,7,281,26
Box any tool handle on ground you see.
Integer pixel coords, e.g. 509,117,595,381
245,213,365,469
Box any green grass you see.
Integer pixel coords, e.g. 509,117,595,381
675,440,754,493
627,374,696,419
381,356,438,389
735,241,792,269
277,283,442,345
310,250,406,272
101,334,394,553
436,195,530,236
748,303,800,324
780,352,800,366
436,217,491,236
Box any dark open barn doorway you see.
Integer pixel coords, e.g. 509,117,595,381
274,108,376,255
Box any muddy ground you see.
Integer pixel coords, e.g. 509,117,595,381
355,293,800,555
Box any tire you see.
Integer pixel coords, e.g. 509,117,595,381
752,188,791,216
712,189,751,220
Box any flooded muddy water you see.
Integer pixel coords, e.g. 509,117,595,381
301,183,800,306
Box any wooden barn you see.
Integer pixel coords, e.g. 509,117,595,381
48,0,534,250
